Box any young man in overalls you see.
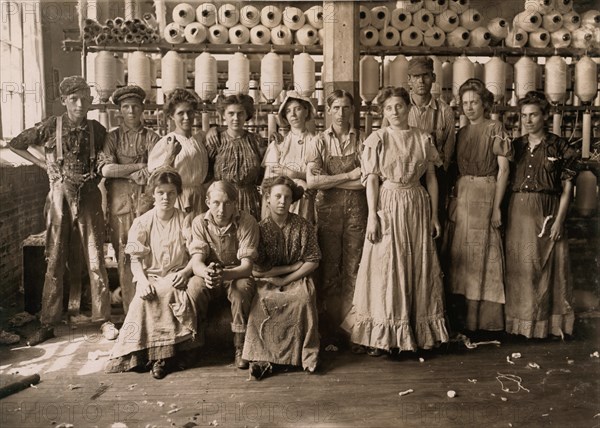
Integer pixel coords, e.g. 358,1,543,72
9,76,111,345
100,86,160,314
306,90,367,351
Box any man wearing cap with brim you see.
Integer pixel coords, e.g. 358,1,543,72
9,76,111,345
98,85,160,314
406,56,456,246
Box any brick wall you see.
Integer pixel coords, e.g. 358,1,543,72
0,163,49,305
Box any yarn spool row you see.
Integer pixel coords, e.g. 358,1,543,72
83,16,160,45
161,50,185,97
261,52,283,103
194,52,218,102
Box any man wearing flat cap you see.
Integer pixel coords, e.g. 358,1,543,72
406,56,456,245
10,75,111,345
98,85,160,314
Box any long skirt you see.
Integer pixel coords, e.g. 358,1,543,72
349,181,449,351
105,276,203,373
505,192,574,338
445,175,505,331
242,277,319,370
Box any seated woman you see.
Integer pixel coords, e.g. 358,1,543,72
148,88,209,216
105,169,202,380
243,176,321,379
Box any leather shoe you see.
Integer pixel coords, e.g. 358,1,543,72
249,361,272,380
151,360,167,379
27,326,55,346
235,348,249,369
367,347,384,357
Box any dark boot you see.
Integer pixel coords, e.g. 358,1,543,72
233,332,249,369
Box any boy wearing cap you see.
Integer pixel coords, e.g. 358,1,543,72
9,76,111,345
99,85,160,314
406,57,456,235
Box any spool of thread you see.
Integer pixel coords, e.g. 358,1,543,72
396,0,424,14
261,52,283,102
95,51,117,102
470,27,491,47
164,23,185,44
296,24,319,45
305,5,324,29
360,56,380,103
218,3,239,28
424,26,446,47
359,6,372,28
431,56,443,98
250,25,271,45
401,26,424,46
184,23,207,43
484,56,506,103
554,0,573,14
143,13,158,30
474,61,484,81
563,11,580,32
514,56,537,99
389,55,409,89
195,52,218,102
239,5,260,28
293,53,316,97
447,26,470,47
380,27,402,46
371,6,391,30
162,50,185,96
261,5,282,29
571,27,594,49
271,25,293,45
424,0,448,15
282,6,306,31
575,56,598,103
574,170,597,215
172,3,195,27
227,52,249,96
360,26,380,47
529,29,550,48
128,51,152,95
442,60,453,104
545,56,567,104
412,9,434,32
448,0,469,14
505,27,528,48
542,12,563,33
452,55,474,102
582,10,600,28
550,28,571,48
513,11,541,32
196,3,217,27
391,9,412,31
435,9,459,33
488,18,509,46
460,8,482,31
524,0,554,15
229,24,250,44
208,24,228,44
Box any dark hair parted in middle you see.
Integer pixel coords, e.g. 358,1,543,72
376,86,411,108
217,94,255,121
261,176,304,204
518,90,551,116
164,88,200,117
459,78,495,115
326,89,355,108
148,167,183,196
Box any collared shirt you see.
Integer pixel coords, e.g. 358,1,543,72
305,127,364,176
456,119,513,177
188,210,259,267
408,94,456,171
510,132,580,194
9,113,106,184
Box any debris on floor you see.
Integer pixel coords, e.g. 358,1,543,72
447,390,456,398
590,351,599,358
496,373,530,393
209,420,219,426
468,379,477,383
419,358,425,363
506,356,515,365
398,389,414,396
527,362,540,369
67,384,82,390
511,353,522,359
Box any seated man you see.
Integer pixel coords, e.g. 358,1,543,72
189,181,259,369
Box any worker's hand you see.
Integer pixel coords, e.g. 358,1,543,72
137,278,156,300
165,135,182,157
366,213,381,243
347,167,362,181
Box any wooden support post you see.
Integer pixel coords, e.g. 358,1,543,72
322,1,360,128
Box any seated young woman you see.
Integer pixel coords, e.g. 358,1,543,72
105,168,203,380
242,176,321,380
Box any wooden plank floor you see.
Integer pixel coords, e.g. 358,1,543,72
1,316,599,427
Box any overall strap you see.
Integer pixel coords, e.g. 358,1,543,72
88,120,95,162
56,115,63,162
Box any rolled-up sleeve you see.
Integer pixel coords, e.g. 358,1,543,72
237,214,259,261
361,131,382,185
97,130,118,172
125,216,151,260
188,216,211,259
304,136,324,167
9,118,51,150
492,124,513,161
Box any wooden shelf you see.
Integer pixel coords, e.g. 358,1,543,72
359,45,600,58
63,40,323,55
